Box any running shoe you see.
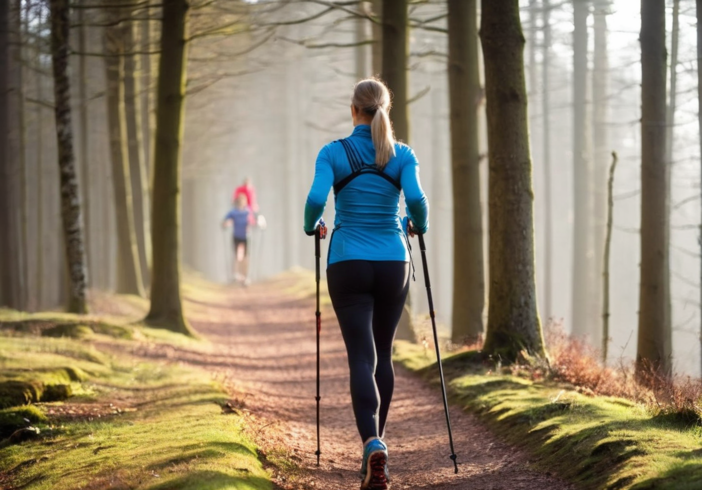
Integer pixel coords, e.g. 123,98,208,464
360,438,390,490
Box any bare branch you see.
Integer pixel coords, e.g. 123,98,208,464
278,35,374,49
189,29,275,61
407,85,431,105
257,6,335,26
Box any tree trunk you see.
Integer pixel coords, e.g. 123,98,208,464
123,15,152,286
592,0,610,350
78,0,92,286
381,0,408,143
15,0,29,311
104,6,145,297
0,0,22,310
572,0,593,340
371,0,382,77
602,152,617,363
665,0,679,350
381,0,414,338
542,0,553,320
49,0,89,314
528,0,537,97
35,7,45,308
637,0,670,376
448,0,484,344
141,8,152,177
145,0,195,336
480,0,545,360
697,0,702,378
355,2,369,79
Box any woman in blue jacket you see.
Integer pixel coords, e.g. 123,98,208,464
304,78,429,490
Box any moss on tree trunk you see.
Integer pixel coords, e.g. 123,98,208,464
480,0,545,361
144,0,195,337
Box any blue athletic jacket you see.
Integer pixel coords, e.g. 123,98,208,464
303,124,429,265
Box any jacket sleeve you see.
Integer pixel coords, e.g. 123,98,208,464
304,145,334,234
400,147,429,234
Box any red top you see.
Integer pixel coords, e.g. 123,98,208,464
233,184,258,212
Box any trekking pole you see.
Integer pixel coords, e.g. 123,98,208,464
410,223,459,474
314,219,327,466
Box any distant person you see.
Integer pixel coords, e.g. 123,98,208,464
222,194,253,286
303,78,429,490
233,177,259,225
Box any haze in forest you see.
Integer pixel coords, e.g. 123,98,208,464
2,0,701,376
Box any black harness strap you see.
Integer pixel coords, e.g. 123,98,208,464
333,139,401,195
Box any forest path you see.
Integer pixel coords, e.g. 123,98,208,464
179,273,574,490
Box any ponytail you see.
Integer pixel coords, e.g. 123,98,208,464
352,78,396,169
371,106,395,168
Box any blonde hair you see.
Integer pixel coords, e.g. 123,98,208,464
352,78,396,168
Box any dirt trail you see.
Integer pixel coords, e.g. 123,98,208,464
175,275,573,490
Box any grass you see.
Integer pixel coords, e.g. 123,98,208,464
0,306,272,490
394,340,702,490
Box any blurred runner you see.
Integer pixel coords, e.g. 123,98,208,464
233,177,259,225
222,194,252,286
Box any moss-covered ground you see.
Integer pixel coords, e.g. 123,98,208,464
0,308,272,490
394,340,702,490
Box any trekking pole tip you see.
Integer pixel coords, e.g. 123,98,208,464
450,453,458,473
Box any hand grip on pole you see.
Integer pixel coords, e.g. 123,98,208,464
316,219,328,240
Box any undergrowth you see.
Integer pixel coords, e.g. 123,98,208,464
394,323,702,490
0,298,271,490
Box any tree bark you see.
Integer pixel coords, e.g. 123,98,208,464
123,15,152,286
480,0,545,360
665,0,679,351
602,152,617,363
355,2,369,79
572,0,593,340
381,0,414,337
542,0,553,320
0,0,22,310
145,0,195,336
141,7,152,178
448,0,484,344
15,0,29,311
35,6,45,308
592,0,610,350
381,0,408,143
637,0,670,376
697,0,702,378
528,0,537,96
371,0,382,77
78,0,92,286
49,0,89,314
104,5,145,297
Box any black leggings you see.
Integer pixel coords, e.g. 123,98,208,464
327,260,410,443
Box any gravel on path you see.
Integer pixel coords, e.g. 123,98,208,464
182,275,574,490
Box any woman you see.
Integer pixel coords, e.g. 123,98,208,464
303,78,429,490
222,194,252,285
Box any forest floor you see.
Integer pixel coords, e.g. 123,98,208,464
0,270,574,490
7,270,702,489
169,270,575,490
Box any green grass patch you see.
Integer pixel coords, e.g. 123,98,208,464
394,340,702,490
0,308,270,489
